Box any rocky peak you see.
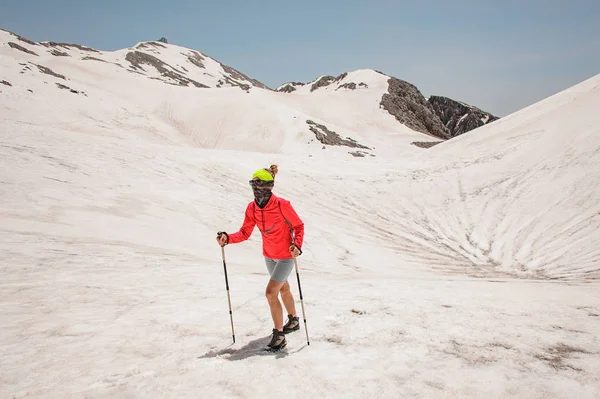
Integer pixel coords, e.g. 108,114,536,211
428,96,498,138
276,82,306,93
310,73,348,92
380,78,450,139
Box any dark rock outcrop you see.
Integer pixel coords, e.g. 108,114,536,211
428,96,499,137
1,80,12,86
51,50,70,57
337,82,357,90
307,120,370,149
186,51,205,69
380,78,450,139
16,35,37,46
335,81,369,91
158,37,168,44
137,42,166,50
310,72,347,92
278,84,297,93
218,62,270,90
411,141,443,149
277,82,305,93
8,42,38,56
30,63,66,80
41,42,100,53
81,56,107,62
349,150,374,157
1,29,38,46
125,51,209,88
56,82,85,95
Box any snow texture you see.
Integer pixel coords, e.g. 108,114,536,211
1,29,600,398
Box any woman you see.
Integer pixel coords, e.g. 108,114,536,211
216,165,304,351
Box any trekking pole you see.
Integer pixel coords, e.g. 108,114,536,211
218,232,235,344
293,256,310,346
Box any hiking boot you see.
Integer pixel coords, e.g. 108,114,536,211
283,314,300,334
267,328,287,351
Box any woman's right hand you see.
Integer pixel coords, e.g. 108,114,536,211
216,232,228,247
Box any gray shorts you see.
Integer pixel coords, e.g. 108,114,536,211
264,257,294,283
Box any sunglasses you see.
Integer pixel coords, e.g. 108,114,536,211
249,179,274,188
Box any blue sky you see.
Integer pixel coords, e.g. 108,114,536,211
2,0,599,115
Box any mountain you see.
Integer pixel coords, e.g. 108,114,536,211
278,72,451,140
1,28,499,157
0,28,269,91
276,72,500,141
428,95,499,137
2,28,600,398
0,29,444,158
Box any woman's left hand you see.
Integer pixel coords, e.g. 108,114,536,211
289,245,301,257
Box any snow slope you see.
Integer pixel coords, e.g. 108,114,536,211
0,29,430,158
1,29,600,398
366,73,600,279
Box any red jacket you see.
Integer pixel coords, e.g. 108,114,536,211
228,194,304,259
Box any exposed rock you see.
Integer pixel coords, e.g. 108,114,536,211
41,42,99,53
411,141,443,149
1,80,12,86
50,50,70,57
125,51,209,88
56,83,85,95
349,151,373,157
310,73,347,92
380,78,450,139
278,84,297,93
276,82,305,93
81,56,107,62
186,51,205,69
218,61,270,90
30,63,66,80
158,37,168,44
17,35,37,46
337,82,356,90
307,120,370,149
311,76,335,92
8,42,38,56
0,28,37,46
217,73,251,90
137,42,167,50
336,81,368,90
428,96,499,137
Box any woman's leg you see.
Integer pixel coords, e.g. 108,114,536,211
264,258,296,331
279,281,297,317
265,279,285,330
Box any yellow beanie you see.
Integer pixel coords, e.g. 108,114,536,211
252,165,278,181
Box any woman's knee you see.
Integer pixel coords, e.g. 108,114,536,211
265,281,283,301
280,281,291,295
